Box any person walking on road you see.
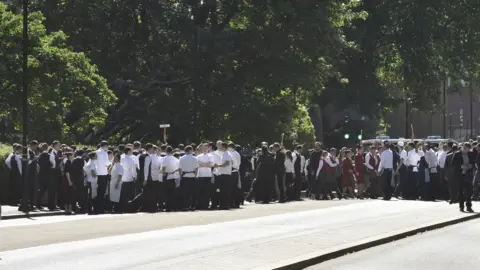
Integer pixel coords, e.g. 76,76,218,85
452,143,475,212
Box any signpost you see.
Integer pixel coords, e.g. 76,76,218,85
159,124,170,143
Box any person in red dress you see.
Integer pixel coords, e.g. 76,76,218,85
354,145,366,199
342,150,355,198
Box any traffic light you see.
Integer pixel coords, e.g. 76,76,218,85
357,134,362,140
344,134,350,139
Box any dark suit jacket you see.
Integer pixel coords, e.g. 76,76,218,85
452,151,476,178
274,150,286,173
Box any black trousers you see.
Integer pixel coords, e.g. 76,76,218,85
406,166,419,199
293,173,302,200
7,171,21,206
155,181,164,211
231,171,241,208
131,180,157,212
95,175,108,214
285,172,294,201
37,171,57,209
119,181,135,213
211,175,220,209
163,179,177,211
27,166,38,207
458,174,473,209
74,181,87,213
217,174,231,209
275,171,286,202
382,169,393,200
181,177,198,210
197,177,211,209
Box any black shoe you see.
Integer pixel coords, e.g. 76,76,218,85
460,207,465,212
467,208,474,213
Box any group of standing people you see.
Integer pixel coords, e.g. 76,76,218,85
4,138,478,215
4,140,251,214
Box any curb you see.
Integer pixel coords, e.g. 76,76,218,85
1,211,65,221
273,212,480,270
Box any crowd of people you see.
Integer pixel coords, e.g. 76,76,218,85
3,138,479,215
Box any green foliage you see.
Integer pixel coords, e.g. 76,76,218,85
4,0,480,145
0,2,116,143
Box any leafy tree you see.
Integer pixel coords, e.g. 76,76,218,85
0,2,116,142
27,0,359,145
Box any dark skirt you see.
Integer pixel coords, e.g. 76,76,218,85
62,176,75,205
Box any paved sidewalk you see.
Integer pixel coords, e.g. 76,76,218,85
0,205,64,220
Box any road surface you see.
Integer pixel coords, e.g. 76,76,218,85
306,218,480,270
0,200,474,270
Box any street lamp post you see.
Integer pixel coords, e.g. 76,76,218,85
19,0,30,212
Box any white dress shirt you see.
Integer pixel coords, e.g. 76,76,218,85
217,151,232,175
96,148,110,176
304,159,310,176
406,150,421,172
229,150,241,171
49,150,57,168
84,160,98,198
179,154,199,178
197,153,214,178
150,154,162,181
109,163,124,203
438,151,448,169
365,153,374,170
399,149,408,166
378,149,393,172
143,155,152,181
292,152,306,172
84,160,97,183
5,153,22,175
162,155,180,180
212,150,223,175
120,154,136,182
425,149,438,173
316,159,324,177
285,158,294,173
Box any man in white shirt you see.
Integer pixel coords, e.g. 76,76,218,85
120,147,136,212
228,142,242,208
210,141,223,209
394,141,408,198
292,145,305,200
162,146,180,211
95,141,111,213
214,141,232,210
406,142,421,199
131,143,157,212
197,143,214,210
179,145,199,210
5,144,23,206
423,144,439,201
377,142,394,200
150,145,163,210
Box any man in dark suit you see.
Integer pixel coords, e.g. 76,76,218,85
444,143,458,204
273,143,286,203
451,143,475,212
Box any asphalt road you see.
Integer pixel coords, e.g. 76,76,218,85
0,200,473,270
306,218,480,270
0,199,364,251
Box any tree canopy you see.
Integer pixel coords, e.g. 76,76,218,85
2,0,480,146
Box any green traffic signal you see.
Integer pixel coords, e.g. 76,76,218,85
358,134,362,140
344,134,350,139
